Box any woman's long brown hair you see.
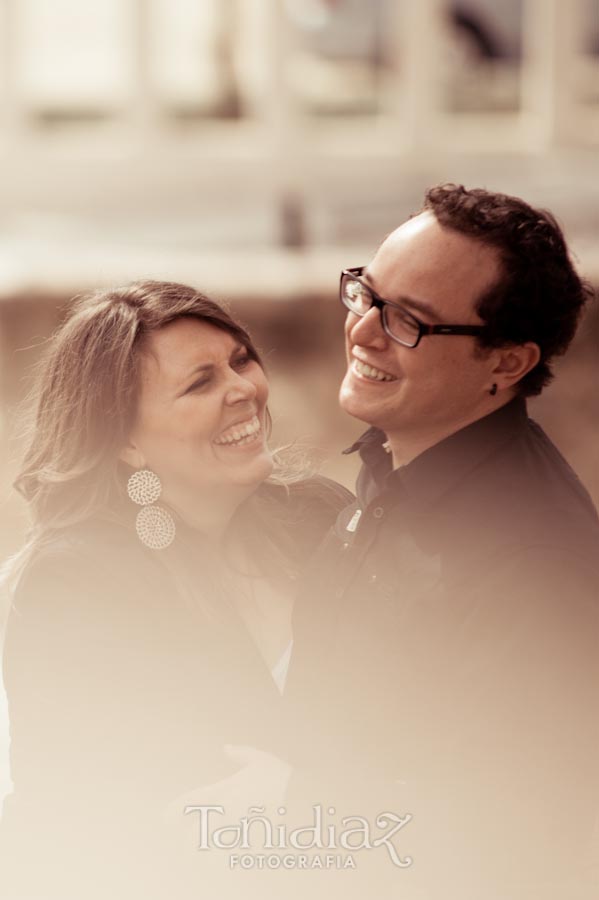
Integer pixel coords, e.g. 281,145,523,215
15,280,265,533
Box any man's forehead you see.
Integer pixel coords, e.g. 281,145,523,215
369,211,501,315
380,209,475,253
375,210,436,248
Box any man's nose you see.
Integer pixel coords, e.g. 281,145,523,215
347,307,388,349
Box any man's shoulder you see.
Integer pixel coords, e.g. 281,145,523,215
482,413,597,529
432,413,599,574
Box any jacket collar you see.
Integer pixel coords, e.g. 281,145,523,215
344,398,528,511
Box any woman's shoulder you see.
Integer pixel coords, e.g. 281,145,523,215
288,475,354,515
10,517,170,619
259,475,354,519
22,517,145,573
253,476,354,565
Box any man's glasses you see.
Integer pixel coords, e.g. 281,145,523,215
340,267,486,349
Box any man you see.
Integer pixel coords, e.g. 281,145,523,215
285,185,599,899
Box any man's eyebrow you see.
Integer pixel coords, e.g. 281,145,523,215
362,266,442,322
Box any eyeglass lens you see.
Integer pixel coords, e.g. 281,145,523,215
341,273,420,347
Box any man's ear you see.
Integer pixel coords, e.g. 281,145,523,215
119,442,145,470
491,342,541,392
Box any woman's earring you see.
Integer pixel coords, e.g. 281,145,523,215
489,383,498,396
127,469,175,550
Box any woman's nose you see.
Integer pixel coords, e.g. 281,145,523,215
347,307,387,349
225,371,258,405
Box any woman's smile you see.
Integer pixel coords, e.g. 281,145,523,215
213,414,263,447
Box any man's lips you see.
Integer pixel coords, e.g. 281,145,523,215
351,357,397,383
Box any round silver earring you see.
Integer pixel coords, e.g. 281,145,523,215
127,469,175,550
127,469,162,506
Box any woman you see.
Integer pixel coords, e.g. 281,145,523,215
0,280,350,899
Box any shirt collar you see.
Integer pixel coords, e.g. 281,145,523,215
343,425,393,504
345,398,528,511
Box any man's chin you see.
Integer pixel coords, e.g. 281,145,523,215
339,384,379,427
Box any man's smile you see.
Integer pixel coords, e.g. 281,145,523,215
351,357,398,383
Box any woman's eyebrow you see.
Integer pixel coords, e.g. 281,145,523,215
184,362,213,378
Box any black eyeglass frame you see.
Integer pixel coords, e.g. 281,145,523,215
340,266,486,348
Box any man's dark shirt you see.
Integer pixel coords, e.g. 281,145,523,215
286,398,599,897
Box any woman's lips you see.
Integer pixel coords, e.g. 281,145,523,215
213,414,262,447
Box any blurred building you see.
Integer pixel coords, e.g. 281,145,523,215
0,0,597,296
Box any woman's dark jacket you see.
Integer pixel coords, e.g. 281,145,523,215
0,478,351,899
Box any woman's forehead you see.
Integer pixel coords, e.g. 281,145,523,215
139,318,242,386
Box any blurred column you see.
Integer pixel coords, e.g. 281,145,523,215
11,0,133,120
147,0,241,119
384,0,447,152
521,0,586,147
0,0,24,142
259,0,306,248
213,0,241,117
131,0,154,136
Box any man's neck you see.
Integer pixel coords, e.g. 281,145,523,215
387,397,514,469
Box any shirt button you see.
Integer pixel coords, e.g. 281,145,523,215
373,506,385,519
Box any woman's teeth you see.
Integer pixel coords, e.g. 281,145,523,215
353,359,395,382
214,415,261,446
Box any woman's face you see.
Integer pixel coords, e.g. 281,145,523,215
122,317,273,516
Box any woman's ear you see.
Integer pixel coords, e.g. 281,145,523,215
491,342,541,392
119,443,145,470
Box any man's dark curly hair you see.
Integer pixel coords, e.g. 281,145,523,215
423,183,593,397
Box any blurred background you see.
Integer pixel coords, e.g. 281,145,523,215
0,0,598,794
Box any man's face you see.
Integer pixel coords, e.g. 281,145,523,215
339,211,504,454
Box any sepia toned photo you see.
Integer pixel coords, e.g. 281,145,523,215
0,2,598,898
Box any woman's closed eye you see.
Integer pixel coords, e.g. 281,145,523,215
232,352,252,371
182,355,252,395
184,375,211,394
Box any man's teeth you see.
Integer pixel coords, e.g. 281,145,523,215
214,415,261,445
354,359,395,382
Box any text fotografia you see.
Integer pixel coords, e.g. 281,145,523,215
184,804,413,870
